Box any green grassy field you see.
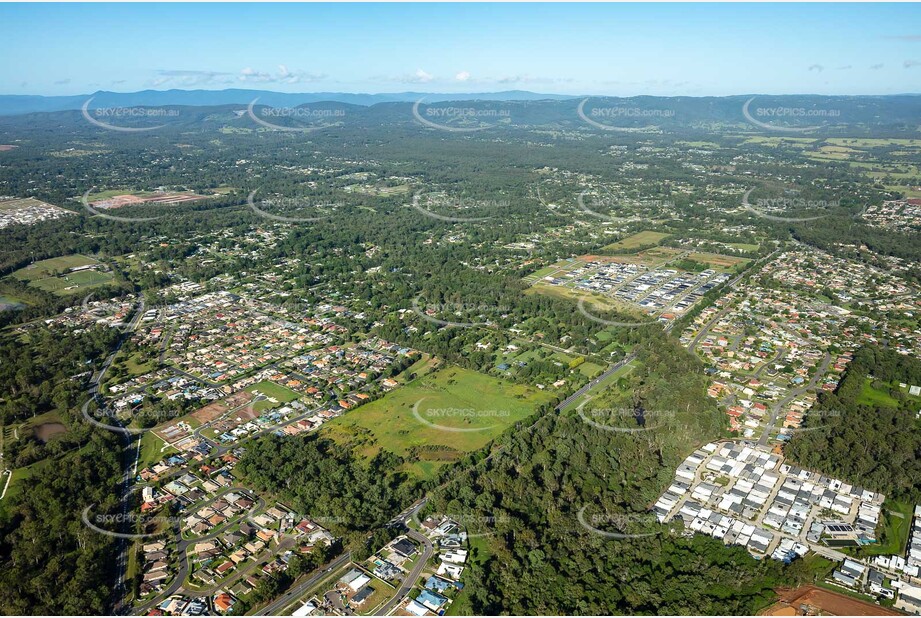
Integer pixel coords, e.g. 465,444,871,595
13,255,99,280
323,366,555,480
857,378,901,408
246,380,300,412
602,230,671,251
12,254,115,296
727,242,761,252
861,500,914,557
684,251,751,273
137,431,176,470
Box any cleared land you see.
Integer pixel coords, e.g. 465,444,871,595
246,380,299,412
685,251,750,272
323,366,555,480
602,230,671,251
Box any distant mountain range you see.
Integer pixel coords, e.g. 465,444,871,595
2,89,920,118
2,90,920,133
0,89,577,116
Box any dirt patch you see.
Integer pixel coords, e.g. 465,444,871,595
687,251,748,269
33,422,67,443
764,585,901,616
190,391,254,425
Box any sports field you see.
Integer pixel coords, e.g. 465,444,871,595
12,255,115,295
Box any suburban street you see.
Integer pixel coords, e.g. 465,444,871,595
377,529,434,616
251,552,353,616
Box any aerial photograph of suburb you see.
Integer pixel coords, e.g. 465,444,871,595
0,2,920,617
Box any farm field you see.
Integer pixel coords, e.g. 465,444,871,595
323,366,555,480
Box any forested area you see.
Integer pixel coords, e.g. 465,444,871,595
787,345,921,503
0,431,123,614
237,434,420,538
417,338,812,614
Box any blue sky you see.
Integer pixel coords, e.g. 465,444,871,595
4,3,921,96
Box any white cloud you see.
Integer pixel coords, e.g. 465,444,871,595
413,69,434,83
455,71,471,82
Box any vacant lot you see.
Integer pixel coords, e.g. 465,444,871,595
324,366,554,480
246,380,300,412
191,391,255,425
610,246,684,267
602,230,670,251
685,251,750,272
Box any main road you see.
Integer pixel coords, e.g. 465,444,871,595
77,297,145,614
555,353,637,412
757,352,832,446
251,552,353,616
